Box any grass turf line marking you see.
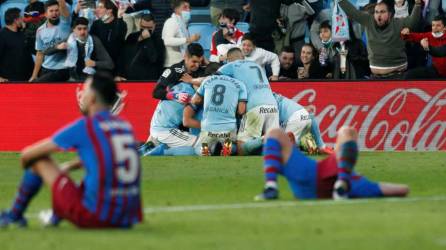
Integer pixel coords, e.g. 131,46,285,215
143,195,446,214
25,195,446,218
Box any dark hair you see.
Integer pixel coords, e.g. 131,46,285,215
433,15,446,26
376,0,394,16
241,33,255,45
281,46,294,54
44,0,59,12
186,43,204,57
99,0,118,18
221,8,240,24
320,20,331,31
73,17,89,27
301,43,316,57
171,0,189,10
227,47,242,57
141,13,155,22
90,72,118,106
204,62,221,76
5,8,21,25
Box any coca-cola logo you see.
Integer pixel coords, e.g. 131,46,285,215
292,88,446,151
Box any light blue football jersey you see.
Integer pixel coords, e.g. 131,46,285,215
218,60,276,111
35,15,71,70
273,93,305,126
150,82,195,132
196,75,247,132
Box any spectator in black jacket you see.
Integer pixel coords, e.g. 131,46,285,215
120,13,166,80
247,0,298,52
279,46,298,79
23,0,46,55
90,0,127,79
0,8,34,82
296,43,325,79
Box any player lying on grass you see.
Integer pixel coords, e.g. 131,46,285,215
0,74,143,228
255,126,409,200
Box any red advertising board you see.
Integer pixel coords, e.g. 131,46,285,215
0,81,445,151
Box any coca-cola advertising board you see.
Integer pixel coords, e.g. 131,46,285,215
0,81,445,151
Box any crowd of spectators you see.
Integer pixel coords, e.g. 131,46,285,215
0,0,445,82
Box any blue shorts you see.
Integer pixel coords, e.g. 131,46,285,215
282,147,383,199
283,147,318,199
348,175,383,198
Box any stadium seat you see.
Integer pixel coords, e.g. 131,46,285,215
191,6,211,23
0,1,28,27
188,22,216,59
235,22,249,33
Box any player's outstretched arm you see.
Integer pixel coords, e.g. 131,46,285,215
237,101,247,116
21,138,59,169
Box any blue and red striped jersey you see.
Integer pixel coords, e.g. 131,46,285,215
52,110,142,227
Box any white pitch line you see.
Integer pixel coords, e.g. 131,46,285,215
26,195,446,218
143,195,446,214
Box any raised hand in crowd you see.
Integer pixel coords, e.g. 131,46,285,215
400,27,410,36
420,38,429,51
187,34,201,44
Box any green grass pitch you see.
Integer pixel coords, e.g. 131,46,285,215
0,152,445,250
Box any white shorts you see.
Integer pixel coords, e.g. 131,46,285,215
284,109,311,142
150,128,197,148
237,105,280,142
195,130,237,155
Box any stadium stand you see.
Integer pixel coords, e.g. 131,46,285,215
235,21,249,33
188,22,216,58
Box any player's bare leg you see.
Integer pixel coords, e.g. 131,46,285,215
31,157,62,189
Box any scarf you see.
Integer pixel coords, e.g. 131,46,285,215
172,13,190,55
65,33,95,75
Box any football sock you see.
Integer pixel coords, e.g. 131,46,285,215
336,140,358,182
263,138,283,188
242,138,263,155
310,113,325,148
164,146,196,156
9,169,42,220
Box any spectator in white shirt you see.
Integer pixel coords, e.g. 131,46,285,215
162,0,200,67
217,33,281,80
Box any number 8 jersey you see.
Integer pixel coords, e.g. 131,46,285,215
196,75,247,132
52,110,142,226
